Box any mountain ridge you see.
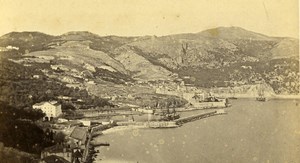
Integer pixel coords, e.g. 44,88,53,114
0,26,299,94
1,26,298,40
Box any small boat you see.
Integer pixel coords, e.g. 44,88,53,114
160,113,180,121
256,96,266,101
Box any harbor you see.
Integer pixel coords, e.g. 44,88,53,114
69,101,230,162
0,2,298,162
94,99,300,163
174,109,226,125
33,92,300,163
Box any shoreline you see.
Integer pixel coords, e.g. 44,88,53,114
92,98,299,162
101,125,148,135
93,100,300,163
218,94,300,99
270,94,300,99
92,125,147,162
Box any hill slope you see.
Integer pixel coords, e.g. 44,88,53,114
0,27,299,94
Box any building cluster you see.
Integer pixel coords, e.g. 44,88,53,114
41,126,90,163
0,45,19,51
33,101,62,121
155,81,226,107
31,99,118,163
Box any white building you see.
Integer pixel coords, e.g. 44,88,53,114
6,45,19,50
33,101,62,121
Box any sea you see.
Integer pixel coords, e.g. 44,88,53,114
95,99,300,163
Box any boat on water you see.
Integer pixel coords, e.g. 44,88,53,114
160,113,180,121
256,96,266,101
159,108,180,121
256,82,267,102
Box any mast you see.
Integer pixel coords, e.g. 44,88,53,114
257,82,265,97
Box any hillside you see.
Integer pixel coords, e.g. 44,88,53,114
2,26,298,159
197,26,273,40
129,26,298,70
113,45,175,81
0,26,299,95
0,32,56,54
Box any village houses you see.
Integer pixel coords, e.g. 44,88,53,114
32,101,62,121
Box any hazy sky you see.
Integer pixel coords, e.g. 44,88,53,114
0,0,299,38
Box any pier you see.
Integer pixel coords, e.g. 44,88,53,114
174,110,225,125
82,130,92,162
90,141,110,147
82,123,114,162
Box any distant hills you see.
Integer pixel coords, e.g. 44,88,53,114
0,26,299,94
198,26,273,40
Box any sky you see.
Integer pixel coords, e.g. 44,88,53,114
0,0,299,38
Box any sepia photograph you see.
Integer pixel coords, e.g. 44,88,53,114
0,0,299,162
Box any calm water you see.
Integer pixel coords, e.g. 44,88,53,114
96,99,300,163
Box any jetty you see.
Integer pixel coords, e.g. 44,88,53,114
174,110,226,125
90,141,110,147
115,110,226,128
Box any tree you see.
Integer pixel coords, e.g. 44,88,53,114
62,102,76,110
182,43,188,55
0,102,55,153
53,132,66,145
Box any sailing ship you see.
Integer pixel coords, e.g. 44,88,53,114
159,108,180,121
256,82,266,101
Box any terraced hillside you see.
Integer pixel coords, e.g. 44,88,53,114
0,26,299,95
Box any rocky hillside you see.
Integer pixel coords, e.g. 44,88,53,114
0,27,299,94
129,27,298,69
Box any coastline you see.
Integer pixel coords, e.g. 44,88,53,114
92,98,299,162
92,99,300,163
101,125,148,135
95,159,137,163
219,93,300,99
270,94,300,99
92,125,147,162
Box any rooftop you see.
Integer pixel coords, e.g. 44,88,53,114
33,101,61,107
43,144,71,153
69,127,88,141
42,155,70,163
